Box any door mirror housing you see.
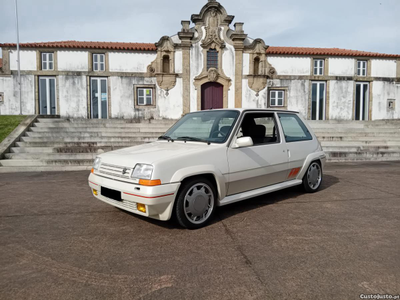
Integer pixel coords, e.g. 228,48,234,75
233,137,254,148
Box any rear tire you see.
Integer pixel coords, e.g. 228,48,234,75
174,177,216,229
302,161,323,193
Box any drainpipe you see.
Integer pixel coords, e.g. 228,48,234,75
14,0,22,115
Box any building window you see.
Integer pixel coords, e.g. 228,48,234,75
162,55,170,73
254,57,260,75
137,87,154,106
93,54,105,71
42,53,54,70
207,49,218,70
313,59,324,76
270,90,285,107
357,60,367,76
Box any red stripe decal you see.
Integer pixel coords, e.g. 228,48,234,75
89,181,98,186
123,192,174,199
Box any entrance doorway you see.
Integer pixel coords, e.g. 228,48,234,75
91,78,108,119
311,81,326,120
355,83,369,120
201,82,223,110
39,76,57,115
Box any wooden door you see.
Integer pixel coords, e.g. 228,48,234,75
201,82,223,110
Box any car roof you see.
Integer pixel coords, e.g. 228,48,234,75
191,108,299,114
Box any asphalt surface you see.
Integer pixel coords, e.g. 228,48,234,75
0,162,399,300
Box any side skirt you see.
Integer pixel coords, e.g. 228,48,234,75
219,180,302,207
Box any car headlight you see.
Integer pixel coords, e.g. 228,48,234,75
131,164,153,180
93,157,101,170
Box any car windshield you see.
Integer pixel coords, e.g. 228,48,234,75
162,110,240,144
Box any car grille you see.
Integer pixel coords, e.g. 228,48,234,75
99,163,133,180
100,194,138,212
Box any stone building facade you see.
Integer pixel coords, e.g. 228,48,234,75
0,0,399,120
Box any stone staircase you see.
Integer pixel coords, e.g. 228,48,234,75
0,117,399,173
0,117,176,173
309,120,400,162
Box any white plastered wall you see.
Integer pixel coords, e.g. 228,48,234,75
58,75,87,118
58,51,88,71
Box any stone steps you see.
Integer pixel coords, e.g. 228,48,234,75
1,117,399,173
25,131,162,138
15,141,143,148
36,118,176,124
33,122,174,129
0,159,94,167
317,136,400,142
323,146,400,152
312,128,400,133
20,137,155,142
0,116,172,172
325,151,400,162
320,141,400,146
4,153,98,160
10,145,133,154
30,127,170,133
0,166,91,173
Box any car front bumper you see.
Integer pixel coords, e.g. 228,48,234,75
88,173,180,221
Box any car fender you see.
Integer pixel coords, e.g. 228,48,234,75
170,165,227,200
297,151,326,180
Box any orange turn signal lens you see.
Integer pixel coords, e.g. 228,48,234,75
137,203,146,213
91,168,94,174
139,179,161,186
93,189,98,196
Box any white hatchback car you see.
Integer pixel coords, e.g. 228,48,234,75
88,109,326,229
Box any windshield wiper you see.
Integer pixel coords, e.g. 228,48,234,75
177,136,211,145
158,135,174,142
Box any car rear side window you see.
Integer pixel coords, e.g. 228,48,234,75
278,113,312,142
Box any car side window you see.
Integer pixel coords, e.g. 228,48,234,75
238,113,280,145
278,113,312,142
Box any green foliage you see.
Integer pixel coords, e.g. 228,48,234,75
0,115,26,143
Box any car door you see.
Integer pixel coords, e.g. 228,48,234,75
226,112,289,196
277,113,316,177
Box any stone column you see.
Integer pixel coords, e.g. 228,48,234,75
231,23,247,108
178,21,194,115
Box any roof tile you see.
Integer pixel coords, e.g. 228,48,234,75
0,41,399,58
266,46,400,58
0,40,157,52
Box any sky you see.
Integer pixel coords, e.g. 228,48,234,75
0,0,399,55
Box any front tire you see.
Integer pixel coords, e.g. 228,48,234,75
302,161,323,193
174,177,216,229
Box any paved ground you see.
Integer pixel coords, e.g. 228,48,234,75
0,162,399,300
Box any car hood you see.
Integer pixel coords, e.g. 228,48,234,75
98,141,214,167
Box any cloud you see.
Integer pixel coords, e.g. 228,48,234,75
0,0,399,54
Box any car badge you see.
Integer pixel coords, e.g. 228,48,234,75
122,168,128,175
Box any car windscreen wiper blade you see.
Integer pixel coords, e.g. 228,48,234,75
158,135,173,141
177,136,210,144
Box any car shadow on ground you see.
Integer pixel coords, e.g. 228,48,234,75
118,174,340,230
214,174,340,224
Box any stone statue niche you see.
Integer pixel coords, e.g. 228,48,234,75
147,36,178,93
245,39,277,96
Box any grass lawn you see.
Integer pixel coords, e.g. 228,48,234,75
0,115,27,143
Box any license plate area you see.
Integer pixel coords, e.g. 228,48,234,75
101,186,122,201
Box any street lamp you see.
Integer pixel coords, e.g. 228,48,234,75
14,0,22,115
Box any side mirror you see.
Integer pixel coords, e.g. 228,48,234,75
233,136,253,148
